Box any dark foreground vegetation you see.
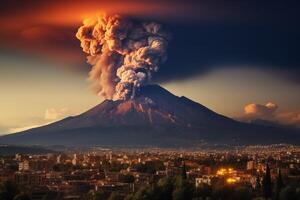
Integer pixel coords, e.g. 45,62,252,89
1,172,300,200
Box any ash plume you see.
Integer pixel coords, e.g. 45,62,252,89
76,14,170,100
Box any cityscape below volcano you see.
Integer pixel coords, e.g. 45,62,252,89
1,1,300,199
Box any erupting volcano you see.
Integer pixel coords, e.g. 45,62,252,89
76,14,170,100
1,84,299,147
1,14,299,147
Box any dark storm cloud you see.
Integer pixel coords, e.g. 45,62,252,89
152,1,300,83
154,22,300,83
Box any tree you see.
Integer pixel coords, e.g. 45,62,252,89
255,174,262,197
212,185,234,200
42,191,63,200
119,174,135,184
195,183,212,199
211,184,253,200
262,163,272,199
172,176,193,200
124,194,134,200
13,193,31,200
128,176,194,200
232,186,253,200
108,192,123,200
255,175,261,190
181,162,187,180
157,177,174,200
83,190,112,200
274,169,284,200
279,186,300,200
131,185,159,200
0,180,20,200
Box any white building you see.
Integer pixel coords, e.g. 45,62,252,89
56,155,61,164
19,160,29,171
195,175,214,187
247,161,256,170
72,154,77,165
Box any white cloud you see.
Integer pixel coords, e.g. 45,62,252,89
8,108,75,134
241,102,300,128
244,102,278,120
44,108,71,120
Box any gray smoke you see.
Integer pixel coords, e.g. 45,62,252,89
76,14,170,100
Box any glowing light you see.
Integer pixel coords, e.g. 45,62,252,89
226,177,237,184
216,168,226,176
216,168,235,176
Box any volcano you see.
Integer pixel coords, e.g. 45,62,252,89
1,85,299,147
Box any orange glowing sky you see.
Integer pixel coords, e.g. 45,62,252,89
0,1,300,134
0,1,201,69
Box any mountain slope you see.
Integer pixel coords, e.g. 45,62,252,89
1,85,299,147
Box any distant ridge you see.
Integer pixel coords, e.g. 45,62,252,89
0,145,55,156
1,85,299,147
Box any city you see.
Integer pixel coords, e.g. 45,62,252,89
0,144,299,199
1,1,300,200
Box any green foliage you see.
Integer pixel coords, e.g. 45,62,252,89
52,163,73,172
101,160,129,172
181,163,187,180
211,185,234,200
133,161,165,174
195,184,212,199
126,176,193,200
124,194,134,200
109,161,128,172
172,176,193,200
42,191,63,200
0,180,20,200
82,189,113,200
211,185,253,200
279,186,300,200
94,190,111,200
262,164,272,199
108,192,123,200
255,175,261,190
13,193,31,200
157,177,174,200
82,190,95,200
274,169,284,200
126,176,254,200
119,174,135,183
232,186,253,200
131,186,159,200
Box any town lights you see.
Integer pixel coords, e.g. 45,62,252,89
226,177,237,184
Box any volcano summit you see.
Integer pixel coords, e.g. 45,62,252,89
1,85,299,147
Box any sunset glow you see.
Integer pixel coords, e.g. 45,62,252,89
0,2,300,200
0,2,299,134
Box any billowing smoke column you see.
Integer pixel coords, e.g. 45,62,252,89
76,14,170,100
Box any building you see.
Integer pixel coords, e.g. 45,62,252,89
72,154,77,166
57,155,61,164
15,153,22,161
195,175,214,187
14,171,46,185
247,161,256,170
19,160,29,171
